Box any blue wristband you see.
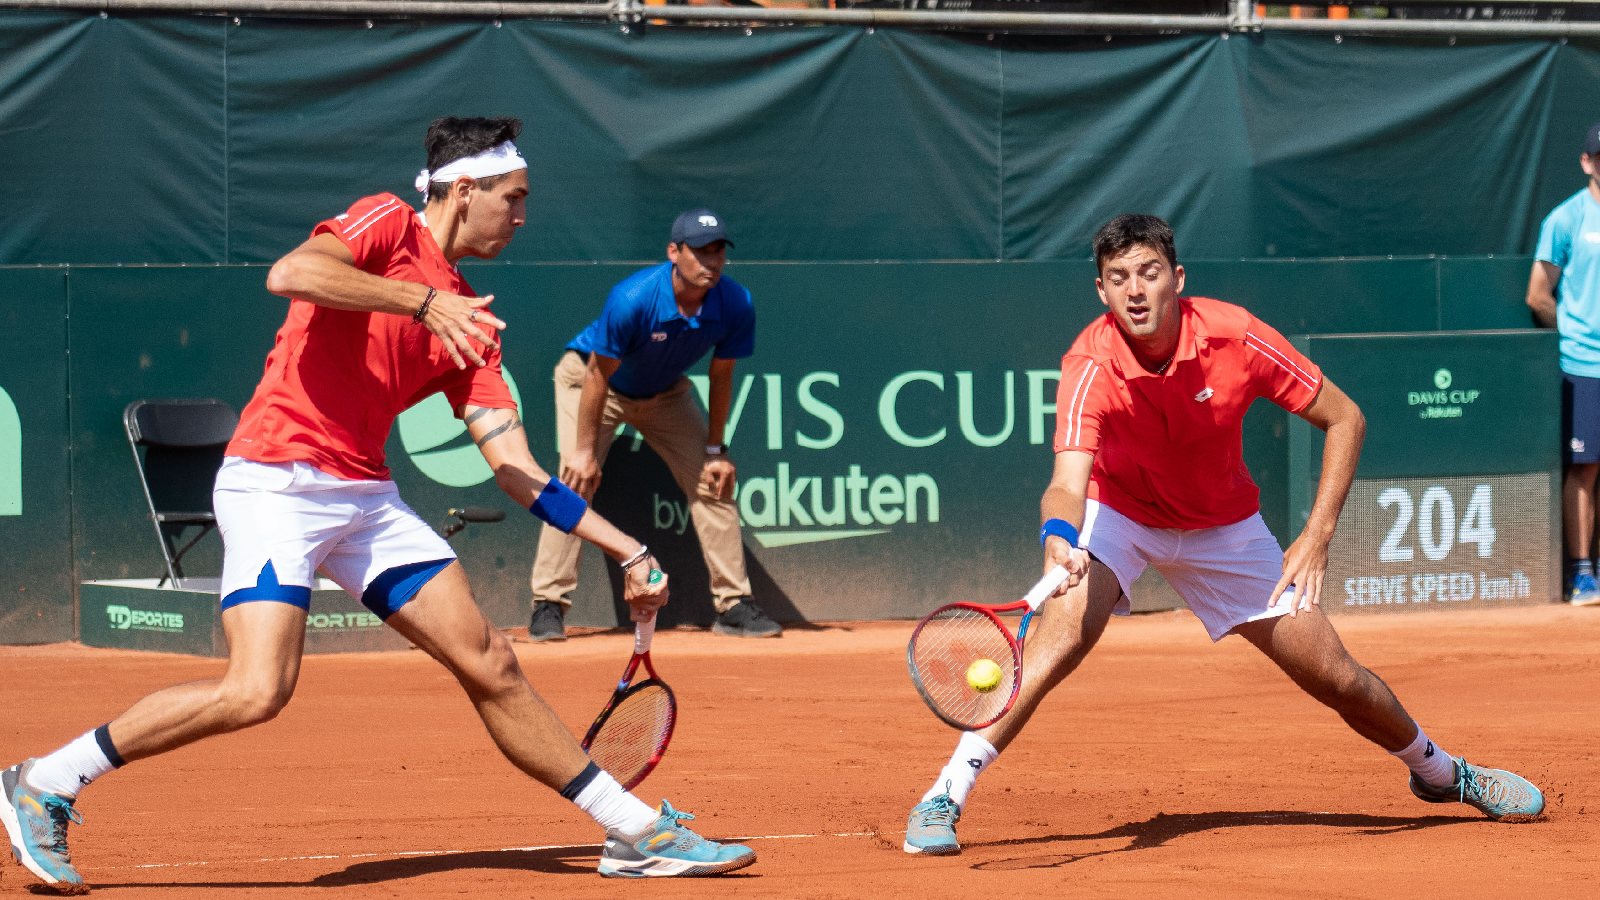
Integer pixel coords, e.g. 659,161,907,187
1040,517,1079,548
529,479,588,533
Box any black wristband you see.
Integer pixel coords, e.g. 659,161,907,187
412,287,437,324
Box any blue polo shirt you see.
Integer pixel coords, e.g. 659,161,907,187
568,262,756,399
1537,187,1600,377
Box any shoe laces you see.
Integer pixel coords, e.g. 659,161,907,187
37,794,82,860
655,800,713,851
1456,760,1516,808
916,793,959,828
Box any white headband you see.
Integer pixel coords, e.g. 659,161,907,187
414,141,527,196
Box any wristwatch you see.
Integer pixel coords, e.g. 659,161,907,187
705,443,728,456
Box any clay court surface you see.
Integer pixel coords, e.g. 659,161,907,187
1,603,1595,898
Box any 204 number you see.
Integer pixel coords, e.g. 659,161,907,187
1376,484,1496,563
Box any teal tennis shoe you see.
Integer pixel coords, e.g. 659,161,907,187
1,760,87,891
1410,757,1545,821
598,800,756,877
903,792,961,855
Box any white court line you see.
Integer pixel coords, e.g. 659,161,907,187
99,831,877,872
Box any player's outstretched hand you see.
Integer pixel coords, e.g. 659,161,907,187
624,560,669,620
1273,531,1330,615
1043,538,1090,597
419,291,507,369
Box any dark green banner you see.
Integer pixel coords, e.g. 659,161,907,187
2,11,1598,266
0,269,73,643
1,257,1530,642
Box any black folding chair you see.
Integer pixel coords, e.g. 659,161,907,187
123,398,239,587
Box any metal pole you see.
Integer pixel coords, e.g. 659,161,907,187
1259,16,1600,37
6,0,1600,37
0,0,616,17
633,6,1229,31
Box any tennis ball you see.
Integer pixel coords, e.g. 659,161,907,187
966,658,1003,693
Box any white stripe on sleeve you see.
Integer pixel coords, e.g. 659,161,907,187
1063,360,1101,448
343,198,404,240
1244,331,1319,394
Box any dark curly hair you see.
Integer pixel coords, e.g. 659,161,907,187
1092,214,1177,273
423,116,523,203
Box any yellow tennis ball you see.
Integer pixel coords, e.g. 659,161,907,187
966,658,1003,693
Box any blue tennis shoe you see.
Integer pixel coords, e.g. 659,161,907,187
1409,757,1545,821
1570,572,1600,607
1,759,87,892
903,791,962,855
598,800,756,877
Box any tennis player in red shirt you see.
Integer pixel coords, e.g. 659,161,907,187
903,213,1544,855
1,117,755,890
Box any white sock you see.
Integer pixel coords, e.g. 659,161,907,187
566,764,659,838
921,731,998,809
29,726,123,798
1390,727,1457,789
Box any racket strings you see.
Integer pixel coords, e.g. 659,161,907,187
910,608,1020,727
588,683,674,788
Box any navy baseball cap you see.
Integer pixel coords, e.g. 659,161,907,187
670,208,734,248
1585,122,1600,156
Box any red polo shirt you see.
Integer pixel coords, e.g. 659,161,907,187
1053,296,1322,529
227,193,516,481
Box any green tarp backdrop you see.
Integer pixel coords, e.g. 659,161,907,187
1,12,1598,265
0,11,1584,644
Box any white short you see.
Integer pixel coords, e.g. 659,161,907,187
1081,500,1295,641
213,458,455,616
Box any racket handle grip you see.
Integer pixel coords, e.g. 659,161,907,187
634,614,656,653
1023,565,1070,610
629,569,664,649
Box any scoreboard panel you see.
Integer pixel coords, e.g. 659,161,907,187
1331,474,1548,611
1289,330,1560,612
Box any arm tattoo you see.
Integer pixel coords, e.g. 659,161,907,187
473,411,525,448
463,407,494,426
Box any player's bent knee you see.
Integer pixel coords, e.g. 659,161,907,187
486,630,520,678
214,681,294,730
458,630,524,698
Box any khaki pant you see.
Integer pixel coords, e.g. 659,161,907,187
530,351,751,613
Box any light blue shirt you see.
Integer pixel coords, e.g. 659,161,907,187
1537,187,1600,376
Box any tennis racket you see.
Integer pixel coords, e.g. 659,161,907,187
907,565,1070,731
580,587,676,790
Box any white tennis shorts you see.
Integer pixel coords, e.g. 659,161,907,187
213,457,455,616
1081,500,1296,641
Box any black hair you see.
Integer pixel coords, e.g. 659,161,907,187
1092,214,1177,272
423,116,523,203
